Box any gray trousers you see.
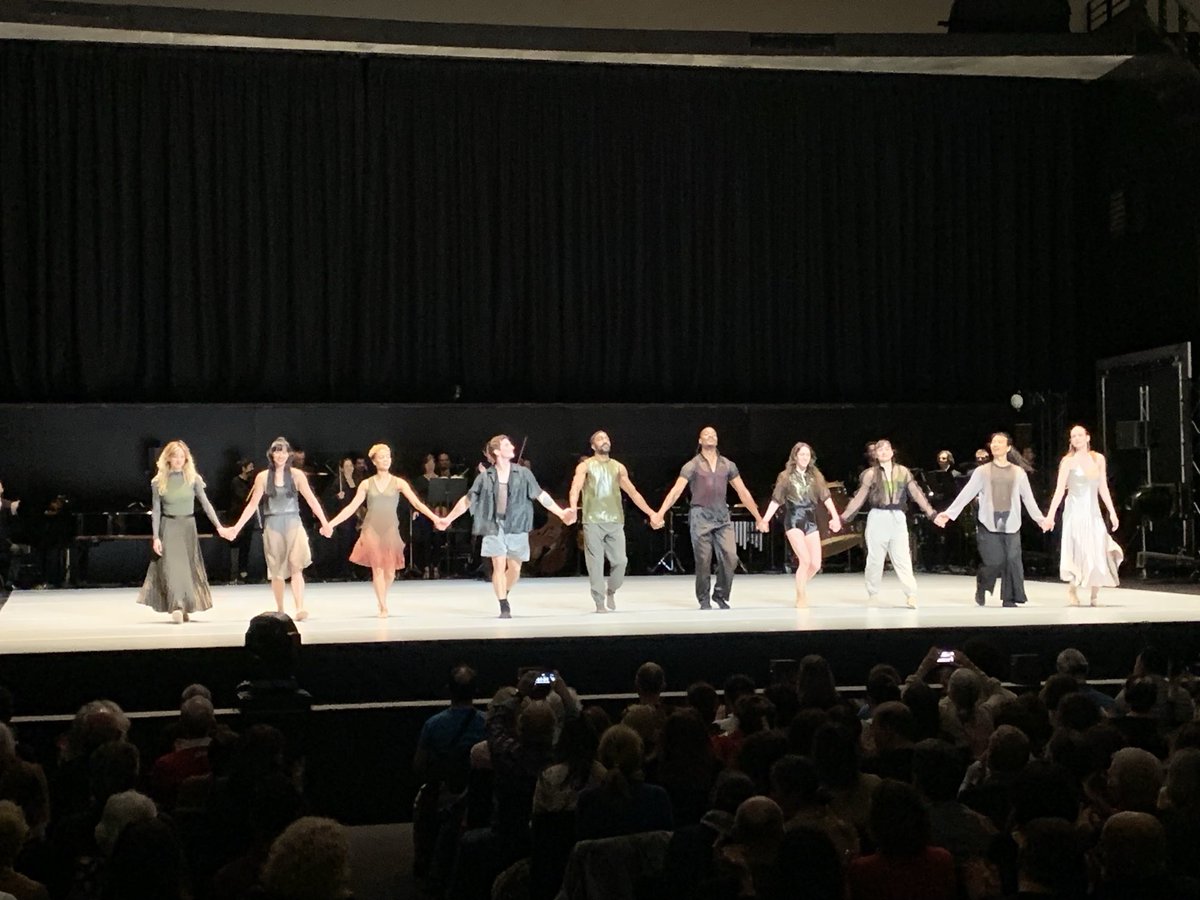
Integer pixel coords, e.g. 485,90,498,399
864,508,918,599
583,522,627,605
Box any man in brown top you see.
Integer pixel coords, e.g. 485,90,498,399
653,427,765,609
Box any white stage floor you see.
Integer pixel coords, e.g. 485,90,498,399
0,574,1195,655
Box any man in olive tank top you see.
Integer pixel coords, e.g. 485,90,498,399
568,431,659,613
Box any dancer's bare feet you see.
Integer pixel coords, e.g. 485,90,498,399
795,588,808,609
1089,587,1099,607
906,596,918,610
378,605,389,618
1067,585,1080,607
295,609,309,622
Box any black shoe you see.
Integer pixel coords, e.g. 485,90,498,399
974,593,985,607
714,598,730,610
1002,600,1017,608
499,599,512,619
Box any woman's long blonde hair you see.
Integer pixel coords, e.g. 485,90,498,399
151,440,204,495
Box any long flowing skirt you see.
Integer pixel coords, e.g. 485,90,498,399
263,516,313,581
1060,502,1122,588
137,517,213,614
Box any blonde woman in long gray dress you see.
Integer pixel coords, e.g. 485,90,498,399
227,436,331,621
139,440,233,623
322,443,446,617
1043,425,1122,606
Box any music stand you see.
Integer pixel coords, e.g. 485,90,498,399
428,478,470,575
651,507,686,574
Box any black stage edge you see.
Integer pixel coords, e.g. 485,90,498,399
4,620,1193,718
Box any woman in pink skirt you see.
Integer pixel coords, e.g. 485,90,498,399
323,443,445,617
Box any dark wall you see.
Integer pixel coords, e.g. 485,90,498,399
0,401,1012,509
5,40,1193,408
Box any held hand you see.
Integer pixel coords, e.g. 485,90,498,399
1040,517,1054,533
152,537,163,556
650,513,664,530
756,518,770,533
560,508,577,526
435,516,451,532
319,523,334,539
1110,513,1120,532
934,513,950,529
337,491,345,501
216,526,232,542
829,515,842,534
9,500,17,514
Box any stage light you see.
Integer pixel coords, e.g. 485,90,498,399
1010,392,1024,411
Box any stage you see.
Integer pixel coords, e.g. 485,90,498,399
0,574,1196,718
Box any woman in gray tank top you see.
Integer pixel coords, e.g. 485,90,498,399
226,436,332,621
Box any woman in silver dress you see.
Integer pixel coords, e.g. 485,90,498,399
138,440,232,623
1043,425,1122,606
227,437,331,621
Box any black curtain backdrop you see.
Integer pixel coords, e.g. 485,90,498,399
0,39,1153,405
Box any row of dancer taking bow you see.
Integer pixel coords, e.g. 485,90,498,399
134,423,1123,623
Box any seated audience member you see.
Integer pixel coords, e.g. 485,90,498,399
260,816,353,900
1112,677,1170,759
770,754,859,864
576,724,673,840
1056,648,1117,714
715,675,756,735
797,655,846,713
1013,817,1089,900
704,797,785,898
939,669,994,760
533,717,604,815
210,773,304,900
959,725,1031,829
102,816,187,900
634,662,668,713
734,729,788,797
661,771,756,900
1055,691,1103,733
685,682,720,735
0,800,48,900
1113,646,1195,728
846,780,956,900
712,695,775,768
1160,748,1200,880
911,739,995,863
1095,811,1197,900
812,722,880,838
863,702,918,783
1106,746,1164,814
52,700,132,821
149,695,217,809
651,710,721,827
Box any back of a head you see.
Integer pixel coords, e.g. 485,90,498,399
901,680,942,740
872,701,916,743
1108,746,1164,813
1041,673,1081,713
180,683,213,703
71,699,130,758
104,817,185,900
622,704,661,752
0,759,50,832
987,725,1031,775
261,816,352,900
735,730,788,794
812,722,860,789
95,790,157,857
869,779,930,857
89,740,141,803
448,665,477,704
1100,810,1167,882
797,655,838,709
768,826,844,900
179,695,215,740
1056,648,1089,680
735,694,777,736
865,665,902,707
517,701,557,752
0,799,27,869
598,724,644,781
770,753,821,806
1020,817,1087,898
912,739,967,802
687,682,719,725
1123,676,1158,715
947,668,982,714
710,770,756,815
635,661,666,696
731,795,784,853
660,709,713,765
1057,692,1102,732
763,683,800,729
723,674,756,709
1137,647,1168,678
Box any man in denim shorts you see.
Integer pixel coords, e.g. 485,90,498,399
440,435,575,618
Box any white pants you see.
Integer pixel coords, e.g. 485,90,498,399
864,508,918,599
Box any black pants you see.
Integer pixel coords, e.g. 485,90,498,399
976,527,1026,604
690,511,738,607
